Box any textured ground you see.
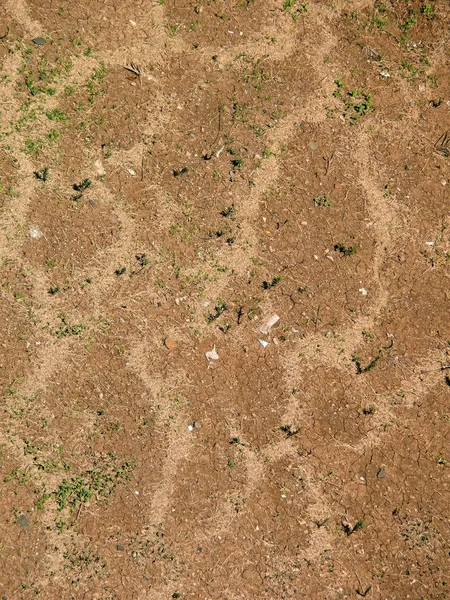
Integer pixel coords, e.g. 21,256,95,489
0,0,449,598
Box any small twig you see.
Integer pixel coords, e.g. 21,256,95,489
75,502,83,521
434,131,450,157
124,63,142,87
324,153,334,175
421,364,450,374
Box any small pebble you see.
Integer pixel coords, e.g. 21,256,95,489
193,421,201,429
309,141,319,151
32,37,46,45
116,544,125,551
29,224,43,239
165,338,177,350
377,468,386,479
16,514,29,529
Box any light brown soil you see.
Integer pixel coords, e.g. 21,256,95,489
1,1,449,598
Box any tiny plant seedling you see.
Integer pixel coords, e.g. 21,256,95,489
262,276,281,290
313,194,331,207
206,300,227,323
72,178,92,200
334,243,357,256
33,167,49,181
343,519,365,536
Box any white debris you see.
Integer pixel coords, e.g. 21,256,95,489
95,159,106,175
129,19,136,26
259,314,280,336
205,345,219,361
187,425,194,431
258,339,269,348
359,288,368,296
425,241,434,246
29,225,43,239
126,167,136,176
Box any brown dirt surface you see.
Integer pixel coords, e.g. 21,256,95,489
1,0,450,598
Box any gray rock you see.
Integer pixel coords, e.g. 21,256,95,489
377,468,386,479
32,37,46,46
193,421,201,429
16,513,29,529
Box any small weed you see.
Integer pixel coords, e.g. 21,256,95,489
55,455,134,511
73,178,92,193
44,257,59,269
347,91,373,121
280,424,300,438
173,166,189,177
334,243,357,256
333,79,344,98
231,157,244,168
46,129,60,143
115,267,126,276
87,63,108,103
135,253,149,267
227,458,235,468
372,16,387,29
400,9,417,33
352,351,382,374
313,194,331,207
334,82,373,122
207,299,227,323
230,437,245,446
45,108,67,122
362,406,376,415
362,330,374,340
52,315,85,339
165,23,179,37
72,178,92,200
343,519,365,535
262,276,281,290
421,3,435,19
401,59,419,79
33,167,49,181
220,204,236,218
232,102,248,124
282,0,308,19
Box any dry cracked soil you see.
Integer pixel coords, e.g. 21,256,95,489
0,0,449,599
